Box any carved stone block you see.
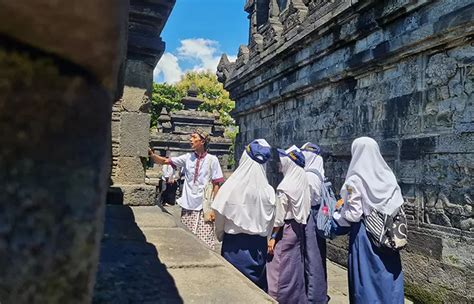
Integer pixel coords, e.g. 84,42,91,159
120,113,151,157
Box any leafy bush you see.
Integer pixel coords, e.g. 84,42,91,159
150,83,183,127
151,71,238,163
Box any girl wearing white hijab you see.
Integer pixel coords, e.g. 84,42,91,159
333,137,404,304
212,139,275,290
301,142,328,304
267,145,310,304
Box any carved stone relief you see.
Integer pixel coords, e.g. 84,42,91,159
258,0,284,48
423,52,473,128
280,0,308,33
426,53,457,86
216,54,236,83
305,0,332,12
423,188,473,231
235,45,250,69
262,24,283,48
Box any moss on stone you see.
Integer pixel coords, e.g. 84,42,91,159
445,254,460,265
405,282,448,304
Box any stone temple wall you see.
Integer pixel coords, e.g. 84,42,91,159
220,0,474,302
109,0,176,206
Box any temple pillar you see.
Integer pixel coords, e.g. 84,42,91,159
0,1,128,302
109,0,176,206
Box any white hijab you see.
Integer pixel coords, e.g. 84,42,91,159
341,137,404,216
277,147,311,224
302,150,325,177
211,139,276,234
302,148,325,207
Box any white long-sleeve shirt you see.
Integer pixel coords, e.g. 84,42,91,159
333,178,371,226
274,191,299,227
306,171,322,207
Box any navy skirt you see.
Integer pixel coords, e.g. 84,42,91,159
221,233,268,291
349,221,404,304
304,206,328,304
267,220,307,304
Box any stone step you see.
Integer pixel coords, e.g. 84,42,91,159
94,205,276,303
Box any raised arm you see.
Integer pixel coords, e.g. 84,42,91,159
148,148,171,165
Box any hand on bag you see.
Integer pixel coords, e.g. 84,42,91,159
267,238,276,255
148,148,154,156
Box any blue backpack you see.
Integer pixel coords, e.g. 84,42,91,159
307,169,338,240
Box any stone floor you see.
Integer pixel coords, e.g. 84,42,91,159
164,204,350,303
93,204,413,303
93,205,275,303
163,204,413,304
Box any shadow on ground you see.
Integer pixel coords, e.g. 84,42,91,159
93,205,183,303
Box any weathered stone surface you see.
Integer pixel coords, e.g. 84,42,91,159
167,267,274,303
0,1,127,300
116,184,156,206
127,206,178,228
111,119,121,140
124,60,155,93
108,0,176,207
94,205,275,303
114,157,146,184
121,86,148,112
0,1,128,90
144,228,223,268
174,124,213,134
119,113,151,157
402,251,472,303
93,206,182,304
326,236,350,267
222,0,474,302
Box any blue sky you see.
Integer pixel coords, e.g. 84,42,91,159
154,0,248,83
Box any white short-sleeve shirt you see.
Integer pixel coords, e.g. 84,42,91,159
170,152,225,210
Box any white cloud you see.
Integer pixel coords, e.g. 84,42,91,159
178,38,221,72
153,38,237,84
154,52,182,84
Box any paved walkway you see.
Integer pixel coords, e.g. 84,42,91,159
163,204,350,303
93,205,275,303
94,204,412,303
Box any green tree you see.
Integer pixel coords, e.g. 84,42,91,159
175,71,235,126
152,72,238,164
150,83,183,127
224,125,239,169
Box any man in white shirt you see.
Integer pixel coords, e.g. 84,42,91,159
148,128,224,249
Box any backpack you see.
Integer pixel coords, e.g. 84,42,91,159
363,206,408,251
307,169,338,240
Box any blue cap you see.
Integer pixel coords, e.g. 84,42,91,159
277,146,305,168
246,140,271,164
301,142,321,155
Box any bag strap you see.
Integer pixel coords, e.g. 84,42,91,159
207,155,213,184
